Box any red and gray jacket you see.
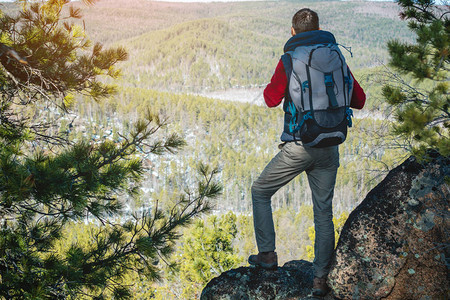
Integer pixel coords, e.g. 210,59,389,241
264,30,366,142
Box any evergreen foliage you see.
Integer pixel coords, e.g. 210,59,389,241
383,0,449,157
0,1,221,298
164,212,242,299
178,212,243,286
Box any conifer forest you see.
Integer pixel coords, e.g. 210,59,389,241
0,0,448,299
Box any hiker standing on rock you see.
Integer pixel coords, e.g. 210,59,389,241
248,8,366,297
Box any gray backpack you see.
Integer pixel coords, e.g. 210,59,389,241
283,43,354,148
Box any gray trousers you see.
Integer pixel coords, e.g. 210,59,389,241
251,141,339,278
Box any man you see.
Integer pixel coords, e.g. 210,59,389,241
248,8,366,296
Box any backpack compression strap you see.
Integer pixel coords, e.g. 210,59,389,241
324,72,339,109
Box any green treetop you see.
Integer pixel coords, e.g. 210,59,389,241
383,0,449,157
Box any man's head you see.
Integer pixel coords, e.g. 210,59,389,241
291,8,319,36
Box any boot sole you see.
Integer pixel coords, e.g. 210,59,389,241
312,288,330,297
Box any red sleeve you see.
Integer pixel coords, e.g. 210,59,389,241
350,71,366,109
263,59,287,107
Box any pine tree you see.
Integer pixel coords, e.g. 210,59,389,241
180,212,242,281
0,1,221,298
382,0,449,157
177,212,242,299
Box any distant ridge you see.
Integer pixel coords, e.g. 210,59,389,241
98,0,415,92
0,0,417,94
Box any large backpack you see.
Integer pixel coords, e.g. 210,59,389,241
282,43,354,148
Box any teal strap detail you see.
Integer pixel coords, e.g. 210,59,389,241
337,43,353,57
302,81,309,92
291,112,312,133
346,108,353,128
324,73,338,109
288,102,297,133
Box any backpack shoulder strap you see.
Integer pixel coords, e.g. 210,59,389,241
281,52,293,87
281,52,293,104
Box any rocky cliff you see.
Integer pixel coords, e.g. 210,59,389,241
201,155,449,299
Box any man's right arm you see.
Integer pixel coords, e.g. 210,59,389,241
349,71,366,109
263,59,287,108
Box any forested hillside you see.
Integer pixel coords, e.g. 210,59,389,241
0,0,414,92
76,0,414,92
0,0,419,298
74,86,401,212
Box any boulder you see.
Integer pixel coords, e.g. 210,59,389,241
328,155,449,299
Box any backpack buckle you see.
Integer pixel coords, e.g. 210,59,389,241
346,108,354,127
324,74,333,87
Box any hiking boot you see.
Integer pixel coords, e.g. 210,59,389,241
312,276,331,297
248,251,278,270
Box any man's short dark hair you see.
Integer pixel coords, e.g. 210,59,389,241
292,8,319,34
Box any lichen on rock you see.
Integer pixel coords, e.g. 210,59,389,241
328,155,449,299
